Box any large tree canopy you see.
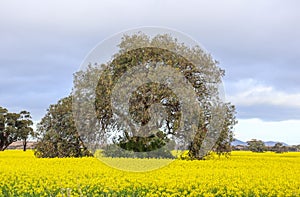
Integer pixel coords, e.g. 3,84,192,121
73,32,237,159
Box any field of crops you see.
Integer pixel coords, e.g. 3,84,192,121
0,150,299,196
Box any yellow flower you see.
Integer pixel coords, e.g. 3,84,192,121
0,150,299,196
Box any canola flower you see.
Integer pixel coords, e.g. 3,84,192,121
0,150,299,196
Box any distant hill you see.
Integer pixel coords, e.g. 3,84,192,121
264,141,289,147
231,139,289,147
231,139,247,146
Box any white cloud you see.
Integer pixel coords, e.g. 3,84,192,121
227,79,300,108
234,118,300,145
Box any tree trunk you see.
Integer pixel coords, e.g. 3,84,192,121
0,141,4,151
188,126,208,160
1,143,10,151
23,139,27,151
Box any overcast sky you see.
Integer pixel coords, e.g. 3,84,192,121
1,0,299,144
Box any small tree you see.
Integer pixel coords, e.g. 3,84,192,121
0,107,34,151
271,142,287,153
17,111,34,151
35,96,92,158
247,139,266,153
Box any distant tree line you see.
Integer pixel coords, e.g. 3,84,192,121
0,107,34,151
232,139,300,153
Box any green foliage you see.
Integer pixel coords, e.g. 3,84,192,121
34,96,92,158
247,139,266,153
17,111,35,151
213,104,237,157
102,143,174,159
271,142,288,153
103,130,175,158
118,130,169,152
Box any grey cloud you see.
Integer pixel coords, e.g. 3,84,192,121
0,0,300,123
236,105,300,121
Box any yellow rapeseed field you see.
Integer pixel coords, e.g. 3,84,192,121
0,150,299,196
